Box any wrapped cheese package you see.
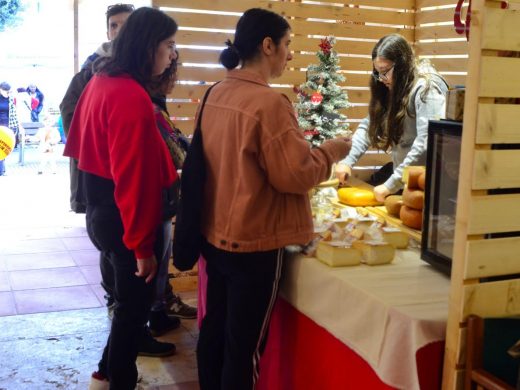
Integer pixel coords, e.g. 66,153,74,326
352,240,395,265
316,241,362,267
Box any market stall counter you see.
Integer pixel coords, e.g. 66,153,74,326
257,247,450,390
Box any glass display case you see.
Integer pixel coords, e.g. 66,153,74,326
421,120,463,276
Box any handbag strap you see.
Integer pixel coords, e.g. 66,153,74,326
194,82,220,134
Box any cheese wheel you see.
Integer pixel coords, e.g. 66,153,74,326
337,187,382,207
384,195,403,217
418,171,426,191
402,188,424,210
406,167,425,190
400,205,423,230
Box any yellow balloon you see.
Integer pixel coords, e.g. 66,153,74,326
0,126,15,160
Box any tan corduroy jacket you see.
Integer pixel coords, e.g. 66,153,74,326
199,69,350,253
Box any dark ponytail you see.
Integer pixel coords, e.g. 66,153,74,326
219,8,290,70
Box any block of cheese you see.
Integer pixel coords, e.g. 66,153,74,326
352,240,395,265
338,187,382,207
382,227,409,249
316,241,362,267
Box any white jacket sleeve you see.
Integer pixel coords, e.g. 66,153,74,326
342,116,371,167
383,84,446,192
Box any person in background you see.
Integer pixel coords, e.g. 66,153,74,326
56,115,66,144
61,2,178,361
26,84,44,122
32,114,61,175
61,2,134,214
64,7,179,389
148,57,197,332
335,34,448,201
0,82,20,176
195,8,351,389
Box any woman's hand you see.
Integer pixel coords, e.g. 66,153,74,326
335,163,352,186
135,256,158,283
373,184,391,202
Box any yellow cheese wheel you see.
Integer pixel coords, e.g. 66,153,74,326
402,188,424,210
337,187,382,207
406,167,426,190
400,205,423,230
384,195,403,217
418,171,426,191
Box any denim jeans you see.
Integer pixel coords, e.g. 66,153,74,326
86,204,156,390
151,220,172,312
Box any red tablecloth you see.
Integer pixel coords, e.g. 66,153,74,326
257,298,445,390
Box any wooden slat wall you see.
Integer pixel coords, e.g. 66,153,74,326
442,0,520,388
415,0,469,88
154,0,421,179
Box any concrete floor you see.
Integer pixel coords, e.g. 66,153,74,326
0,146,199,389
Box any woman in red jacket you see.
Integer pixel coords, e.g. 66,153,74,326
64,7,178,390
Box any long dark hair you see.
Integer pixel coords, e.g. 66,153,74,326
99,7,178,88
368,34,416,151
219,8,290,70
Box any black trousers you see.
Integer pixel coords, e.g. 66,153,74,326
86,204,157,390
197,240,284,390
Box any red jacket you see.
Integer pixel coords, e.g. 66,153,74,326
64,74,177,259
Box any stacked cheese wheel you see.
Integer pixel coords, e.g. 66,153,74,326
400,167,426,230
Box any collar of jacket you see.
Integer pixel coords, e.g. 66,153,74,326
226,69,269,88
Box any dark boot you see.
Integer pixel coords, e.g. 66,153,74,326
148,310,181,337
137,326,177,357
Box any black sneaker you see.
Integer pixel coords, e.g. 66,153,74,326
149,310,181,337
137,327,176,357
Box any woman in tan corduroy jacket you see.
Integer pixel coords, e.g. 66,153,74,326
196,8,352,390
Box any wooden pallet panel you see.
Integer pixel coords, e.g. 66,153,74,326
479,56,520,97
465,237,520,278
475,103,520,144
462,278,520,318
472,150,520,189
481,7,520,51
468,194,520,234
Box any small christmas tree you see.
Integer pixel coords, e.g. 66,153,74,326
295,36,350,147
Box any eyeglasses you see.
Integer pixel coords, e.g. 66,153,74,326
372,65,395,83
107,3,135,12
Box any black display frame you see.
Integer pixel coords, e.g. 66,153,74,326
421,119,463,276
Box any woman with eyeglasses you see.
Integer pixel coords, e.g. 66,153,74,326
335,33,448,201
64,7,178,390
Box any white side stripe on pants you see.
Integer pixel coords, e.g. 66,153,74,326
251,248,284,388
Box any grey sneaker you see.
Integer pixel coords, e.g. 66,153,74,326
166,296,197,319
107,302,115,320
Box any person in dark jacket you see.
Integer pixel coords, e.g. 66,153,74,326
26,84,44,122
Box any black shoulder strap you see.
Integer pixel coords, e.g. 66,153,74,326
195,82,220,133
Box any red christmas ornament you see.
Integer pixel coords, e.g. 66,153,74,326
304,129,320,136
310,92,323,106
319,38,332,55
